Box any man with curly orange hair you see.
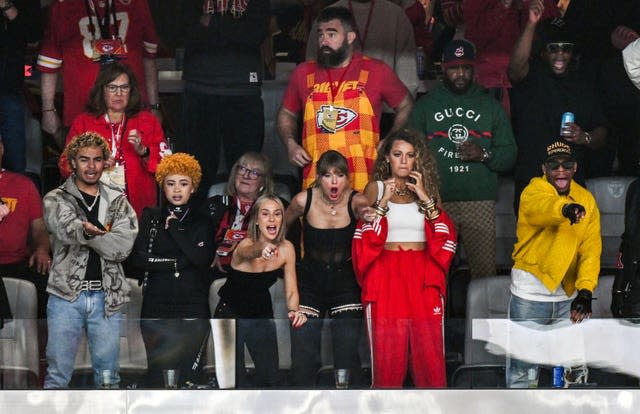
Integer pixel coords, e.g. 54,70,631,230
43,131,138,389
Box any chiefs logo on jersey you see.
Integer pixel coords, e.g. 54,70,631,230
316,105,357,133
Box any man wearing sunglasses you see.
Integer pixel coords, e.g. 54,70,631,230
507,0,607,214
506,141,601,388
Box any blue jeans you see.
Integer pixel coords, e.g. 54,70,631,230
0,91,26,173
506,294,571,388
44,291,122,388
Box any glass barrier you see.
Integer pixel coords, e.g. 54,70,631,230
458,317,640,389
1,317,639,390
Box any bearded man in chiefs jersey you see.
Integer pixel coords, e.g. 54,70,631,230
278,6,412,192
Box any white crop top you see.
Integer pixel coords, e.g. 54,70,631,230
376,181,426,242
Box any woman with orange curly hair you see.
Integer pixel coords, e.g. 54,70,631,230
129,152,215,388
352,129,457,388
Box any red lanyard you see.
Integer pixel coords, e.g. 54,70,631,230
326,58,353,104
105,113,127,163
348,0,375,51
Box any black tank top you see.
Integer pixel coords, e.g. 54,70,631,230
302,188,357,267
218,266,282,318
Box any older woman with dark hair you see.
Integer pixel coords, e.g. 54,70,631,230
58,62,167,216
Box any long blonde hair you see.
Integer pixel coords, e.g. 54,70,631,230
374,128,441,202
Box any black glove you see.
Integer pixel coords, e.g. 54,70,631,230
611,290,625,318
562,203,586,225
571,289,592,315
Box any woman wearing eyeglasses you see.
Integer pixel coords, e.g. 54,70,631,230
202,152,275,279
58,62,167,216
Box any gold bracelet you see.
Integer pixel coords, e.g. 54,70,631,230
424,205,441,221
417,198,436,214
372,202,389,217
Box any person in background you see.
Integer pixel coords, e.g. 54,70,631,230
0,0,42,173
611,177,640,319
409,39,517,279
306,0,417,98
38,0,161,138
507,141,600,388
508,0,607,212
214,194,307,387
0,141,51,319
353,128,457,387
58,63,166,217
129,152,214,388
180,0,270,196
285,150,369,387
463,0,520,115
278,6,412,192
43,132,138,389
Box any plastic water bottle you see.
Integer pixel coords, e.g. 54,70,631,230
416,46,426,80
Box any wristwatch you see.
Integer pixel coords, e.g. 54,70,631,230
481,148,492,163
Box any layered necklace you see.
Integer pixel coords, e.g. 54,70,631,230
394,186,411,197
320,190,345,216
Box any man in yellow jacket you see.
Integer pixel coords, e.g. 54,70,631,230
507,141,601,388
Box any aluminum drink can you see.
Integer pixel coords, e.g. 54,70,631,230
552,366,565,388
560,112,574,136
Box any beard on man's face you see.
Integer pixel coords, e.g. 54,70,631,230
443,75,472,95
317,42,349,68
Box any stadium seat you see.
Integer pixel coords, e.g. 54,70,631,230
495,176,517,272
0,277,39,388
586,177,636,271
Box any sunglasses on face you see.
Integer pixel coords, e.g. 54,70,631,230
545,160,576,170
237,165,263,180
546,43,574,54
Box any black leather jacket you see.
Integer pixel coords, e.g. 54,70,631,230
612,178,640,317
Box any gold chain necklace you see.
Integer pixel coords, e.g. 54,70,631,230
394,186,411,197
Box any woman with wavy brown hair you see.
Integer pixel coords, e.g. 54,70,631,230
352,128,457,388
